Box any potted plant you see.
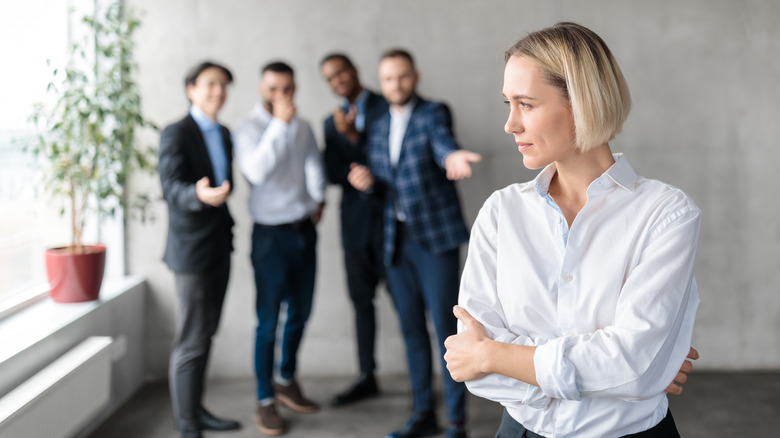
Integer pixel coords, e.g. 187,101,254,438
27,1,155,303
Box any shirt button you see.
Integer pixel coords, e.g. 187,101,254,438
564,274,574,283
565,332,575,337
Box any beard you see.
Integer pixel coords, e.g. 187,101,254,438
388,92,415,107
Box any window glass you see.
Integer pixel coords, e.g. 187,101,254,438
0,2,75,309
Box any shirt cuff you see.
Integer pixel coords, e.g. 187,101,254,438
441,150,454,169
534,336,582,401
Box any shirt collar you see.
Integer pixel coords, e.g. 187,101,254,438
533,153,638,198
343,88,368,111
189,105,220,131
603,153,638,192
390,97,417,119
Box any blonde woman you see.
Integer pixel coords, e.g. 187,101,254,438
444,23,699,438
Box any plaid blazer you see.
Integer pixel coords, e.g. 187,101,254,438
368,98,469,265
324,90,388,250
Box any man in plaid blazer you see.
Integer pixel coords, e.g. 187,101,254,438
349,49,481,438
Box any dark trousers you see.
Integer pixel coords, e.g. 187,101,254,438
252,220,317,401
342,224,385,374
169,257,230,433
386,228,466,424
495,408,680,438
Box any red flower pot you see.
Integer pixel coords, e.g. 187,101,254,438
45,244,107,303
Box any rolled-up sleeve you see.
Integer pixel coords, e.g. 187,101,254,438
459,194,551,409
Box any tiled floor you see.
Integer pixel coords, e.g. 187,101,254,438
89,372,780,437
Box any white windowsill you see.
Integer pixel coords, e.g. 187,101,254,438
0,276,144,366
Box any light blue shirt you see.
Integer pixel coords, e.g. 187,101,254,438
342,88,369,132
190,106,228,186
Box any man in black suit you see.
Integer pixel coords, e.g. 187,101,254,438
158,61,241,438
320,53,389,406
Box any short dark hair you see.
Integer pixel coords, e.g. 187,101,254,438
261,61,294,77
380,48,415,68
320,53,355,69
184,61,233,88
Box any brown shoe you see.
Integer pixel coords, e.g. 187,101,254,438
273,381,319,413
254,403,286,436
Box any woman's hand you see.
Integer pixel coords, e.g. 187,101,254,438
665,347,699,395
444,305,491,382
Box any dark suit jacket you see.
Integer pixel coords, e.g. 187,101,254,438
368,98,469,265
324,90,388,250
159,114,234,273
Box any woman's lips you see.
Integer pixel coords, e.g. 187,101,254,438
517,142,533,152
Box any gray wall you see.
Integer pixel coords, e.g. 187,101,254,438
125,0,780,380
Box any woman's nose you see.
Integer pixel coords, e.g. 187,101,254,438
504,111,522,134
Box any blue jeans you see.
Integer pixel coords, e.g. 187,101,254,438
386,230,466,424
251,220,317,401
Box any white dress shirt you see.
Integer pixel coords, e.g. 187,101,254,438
388,99,415,221
388,99,414,168
459,154,700,438
233,104,325,225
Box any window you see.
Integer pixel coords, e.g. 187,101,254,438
0,1,121,314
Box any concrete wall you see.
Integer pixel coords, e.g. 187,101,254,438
125,0,780,380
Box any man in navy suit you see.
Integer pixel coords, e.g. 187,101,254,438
320,53,390,407
159,61,241,438
350,49,481,438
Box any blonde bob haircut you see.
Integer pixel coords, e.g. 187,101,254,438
505,22,631,152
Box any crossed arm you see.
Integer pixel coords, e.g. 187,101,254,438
444,306,699,395
444,190,702,404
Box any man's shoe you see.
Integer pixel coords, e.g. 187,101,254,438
254,403,286,436
445,424,468,438
330,373,380,407
197,406,241,431
180,431,202,438
385,411,440,438
273,381,319,413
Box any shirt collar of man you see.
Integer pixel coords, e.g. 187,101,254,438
342,88,369,112
533,153,638,199
343,89,369,132
190,105,220,131
390,97,417,119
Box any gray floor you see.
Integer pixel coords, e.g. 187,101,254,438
89,372,780,437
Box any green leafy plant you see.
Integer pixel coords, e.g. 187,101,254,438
28,2,156,253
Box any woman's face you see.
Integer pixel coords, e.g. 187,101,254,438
503,56,577,170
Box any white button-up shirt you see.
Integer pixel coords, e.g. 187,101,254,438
388,99,414,168
388,99,415,221
233,104,325,225
459,154,700,438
